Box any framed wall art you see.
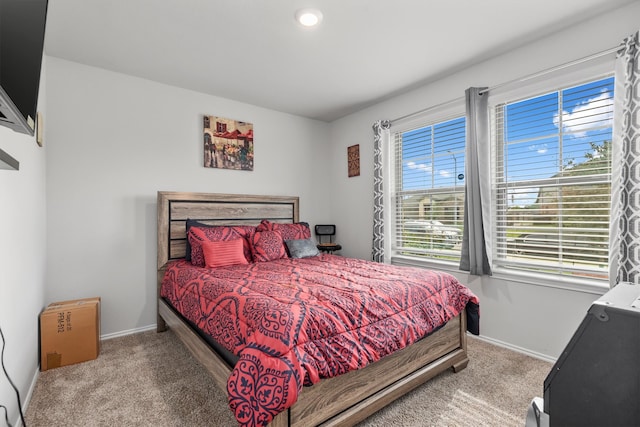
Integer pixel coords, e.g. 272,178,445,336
203,115,254,171
348,144,360,177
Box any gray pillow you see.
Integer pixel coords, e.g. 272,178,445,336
285,238,320,258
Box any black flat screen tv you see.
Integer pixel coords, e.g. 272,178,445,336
0,0,48,136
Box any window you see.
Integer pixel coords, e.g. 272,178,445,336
493,77,613,279
392,116,465,262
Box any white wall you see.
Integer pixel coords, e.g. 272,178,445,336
44,57,331,337
0,61,47,425
328,2,640,360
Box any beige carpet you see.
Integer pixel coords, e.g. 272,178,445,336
25,330,551,426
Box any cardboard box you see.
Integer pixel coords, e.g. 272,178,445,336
40,297,101,371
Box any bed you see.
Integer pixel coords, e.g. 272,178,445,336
156,191,479,427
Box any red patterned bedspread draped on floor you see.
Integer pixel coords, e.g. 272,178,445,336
161,254,479,426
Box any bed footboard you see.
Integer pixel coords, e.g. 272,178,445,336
273,311,468,427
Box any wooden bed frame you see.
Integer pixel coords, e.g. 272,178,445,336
157,191,469,427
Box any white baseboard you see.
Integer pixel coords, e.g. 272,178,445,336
473,334,557,364
100,324,157,341
17,365,40,427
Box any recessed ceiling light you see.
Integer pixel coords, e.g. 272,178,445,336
295,8,323,27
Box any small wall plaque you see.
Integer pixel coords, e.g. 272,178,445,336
348,144,360,177
36,112,43,147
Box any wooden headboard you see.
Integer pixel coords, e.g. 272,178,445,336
156,191,300,269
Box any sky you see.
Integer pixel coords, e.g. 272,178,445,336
503,76,613,206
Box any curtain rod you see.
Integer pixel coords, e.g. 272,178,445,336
390,44,620,124
478,45,620,95
391,96,464,124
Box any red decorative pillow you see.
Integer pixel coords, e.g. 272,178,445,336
250,230,288,262
256,220,311,241
188,226,254,266
201,239,248,268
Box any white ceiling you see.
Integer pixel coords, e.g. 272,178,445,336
44,0,637,122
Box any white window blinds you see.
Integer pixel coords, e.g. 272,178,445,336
493,76,613,279
392,117,465,261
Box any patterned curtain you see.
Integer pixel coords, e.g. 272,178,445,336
459,88,492,275
372,120,391,263
610,30,640,287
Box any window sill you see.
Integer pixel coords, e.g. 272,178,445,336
391,255,609,296
390,255,462,275
490,267,609,296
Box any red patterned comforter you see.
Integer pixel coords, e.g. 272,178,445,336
160,254,479,426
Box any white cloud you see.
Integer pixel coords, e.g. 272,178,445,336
407,161,431,173
554,91,613,137
528,143,548,154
